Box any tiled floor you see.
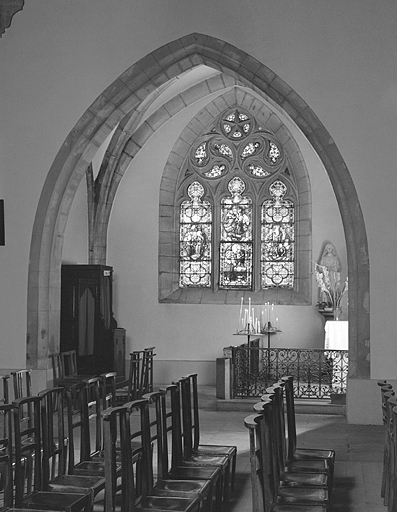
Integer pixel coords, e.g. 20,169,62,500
197,408,385,512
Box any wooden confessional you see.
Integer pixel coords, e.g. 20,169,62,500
60,264,125,376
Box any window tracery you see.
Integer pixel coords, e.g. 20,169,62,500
179,107,296,292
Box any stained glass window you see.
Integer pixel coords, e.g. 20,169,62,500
194,143,208,166
261,180,294,288
179,107,296,292
268,141,281,165
179,182,212,287
220,178,253,289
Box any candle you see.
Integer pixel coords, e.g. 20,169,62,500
238,297,243,332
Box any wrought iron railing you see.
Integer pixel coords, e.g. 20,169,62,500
225,341,348,399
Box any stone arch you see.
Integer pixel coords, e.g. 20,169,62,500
27,32,369,381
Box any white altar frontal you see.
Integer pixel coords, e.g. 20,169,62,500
324,320,348,350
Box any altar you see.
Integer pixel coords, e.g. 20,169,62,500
324,321,348,350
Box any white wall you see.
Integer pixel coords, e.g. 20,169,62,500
0,1,396,421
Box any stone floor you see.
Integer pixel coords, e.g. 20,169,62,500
197,403,385,512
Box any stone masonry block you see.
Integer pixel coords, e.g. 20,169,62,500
285,90,308,114
132,122,155,148
280,99,299,122
146,105,171,132
123,138,141,158
151,43,178,68
138,53,163,80
164,95,186,117
241,53,262,74
207,75,228,93
102,79,132,105
178,56,195,73
180,81,211,106
202,46,222,63
181,126,200,146
165,62,184,81
271,76,293,98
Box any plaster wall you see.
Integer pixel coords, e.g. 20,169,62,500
0,0,396,422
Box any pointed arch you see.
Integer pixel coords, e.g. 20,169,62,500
27,32,369,381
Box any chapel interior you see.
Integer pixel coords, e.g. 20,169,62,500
0,3,396,510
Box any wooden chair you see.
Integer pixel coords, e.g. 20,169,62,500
11,370,31,400
38,387,107,502
140,347,155,396
173,377,231,505
255,393,329,496
0,402,53,512
12,395,93,512
390,402,397,512
244,403,328,512
115,351,142,405
280,376,335,488
143,390,213,512
52,353,89,388
385,394,397,509
180,373,237,494
262,384,331,493
0,374,9,404
379,385,395,504
102,400,201,512
11,371,33,431
100,371,117,409
0,403,15,510
65,380,107,477
0,375,9,438
61,350,96,382
160,384,223,510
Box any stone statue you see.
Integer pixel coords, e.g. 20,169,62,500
319,243,341,304
320,243,340,273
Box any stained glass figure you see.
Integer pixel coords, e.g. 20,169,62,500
247,164,270,177
204,164,226,178
213,142,233,160
241,141,260,159
261,180,294,288
219,178,253,289
179,182,212,287
267,141,281,165
194,142,208,166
